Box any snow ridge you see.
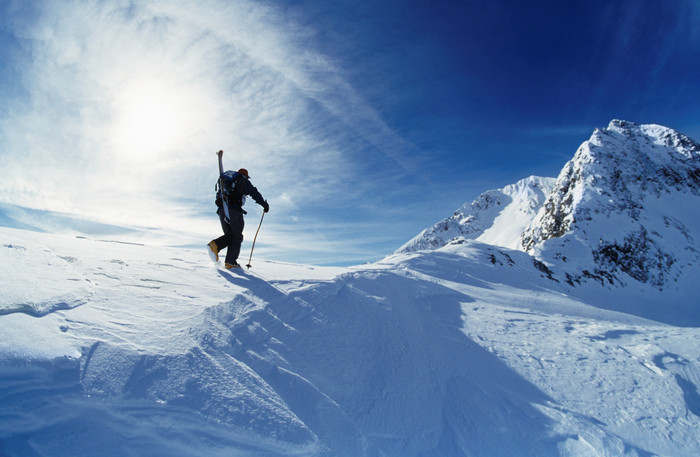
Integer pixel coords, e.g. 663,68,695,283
397,176,555,253
2,228,699,456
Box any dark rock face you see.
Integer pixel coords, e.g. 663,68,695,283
592,227,676,287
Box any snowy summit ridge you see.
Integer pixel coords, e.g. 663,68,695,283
401,120,700,290
397,175,555,253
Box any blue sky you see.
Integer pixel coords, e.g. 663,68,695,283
1,0,699,266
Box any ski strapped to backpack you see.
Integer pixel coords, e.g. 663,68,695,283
216,151,249,221
216,150,231,223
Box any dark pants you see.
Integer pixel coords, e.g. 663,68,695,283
213,206,245,264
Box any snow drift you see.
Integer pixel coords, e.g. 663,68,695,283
1,120,700,457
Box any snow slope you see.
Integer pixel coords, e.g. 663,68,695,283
1,120,699,457
2,225,700,457
397,176,555,253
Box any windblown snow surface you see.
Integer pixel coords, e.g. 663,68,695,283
1,120,700,456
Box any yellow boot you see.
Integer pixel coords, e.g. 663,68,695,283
207,241,219,263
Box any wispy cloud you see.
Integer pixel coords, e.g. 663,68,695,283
0,0,426,262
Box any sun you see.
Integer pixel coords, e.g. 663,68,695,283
111,80,190,161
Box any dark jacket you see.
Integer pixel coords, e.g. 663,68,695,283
234,176,266,209
216,172,267,213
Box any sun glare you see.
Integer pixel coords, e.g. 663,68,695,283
112,80,190,161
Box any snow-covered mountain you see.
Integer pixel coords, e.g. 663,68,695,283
522,119,700,289
397,175,555,253
1,120,699,457
401,120,700,293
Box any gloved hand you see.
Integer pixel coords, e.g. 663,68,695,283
262,201,270,213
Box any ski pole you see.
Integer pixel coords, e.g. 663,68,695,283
246,212,265,268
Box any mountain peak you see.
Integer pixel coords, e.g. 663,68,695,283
396,175,555,253
598,119,700,163
523,120,700,288
400,120,700,291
